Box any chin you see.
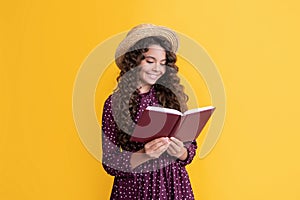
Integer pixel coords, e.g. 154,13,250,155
145,80,158,85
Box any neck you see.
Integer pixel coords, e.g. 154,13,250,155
138,84,151,94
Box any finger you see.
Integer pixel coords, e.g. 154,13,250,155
169,141,181,152
146,141,169,153
167,144,177,155
170,137,184,147
152,141,169,152
157,143,169,152
151,144,169,157
146,137,169,149
167,148,173,156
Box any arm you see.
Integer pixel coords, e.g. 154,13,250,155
101,96,170,175
101,96,134,177
130,137,170,169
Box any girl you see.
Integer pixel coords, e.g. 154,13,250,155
102,24,197,199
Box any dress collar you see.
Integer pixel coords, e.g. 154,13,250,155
138,85,155,97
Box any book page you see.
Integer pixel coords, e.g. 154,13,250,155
146,106,183,116
183,106,215,116
173,107,215,142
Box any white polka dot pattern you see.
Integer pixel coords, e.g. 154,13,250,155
101,86,197,199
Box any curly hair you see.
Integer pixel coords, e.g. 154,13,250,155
111,36,188,150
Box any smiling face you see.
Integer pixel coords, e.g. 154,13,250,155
138,44,167,93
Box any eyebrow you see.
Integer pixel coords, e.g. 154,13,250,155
144,56,166,62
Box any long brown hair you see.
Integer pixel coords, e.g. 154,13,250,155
112,36,188,150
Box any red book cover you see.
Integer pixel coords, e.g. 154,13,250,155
130,106,216,143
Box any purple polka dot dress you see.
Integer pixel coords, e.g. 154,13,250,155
102,86,197,200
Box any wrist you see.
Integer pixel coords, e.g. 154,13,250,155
178,147,188,161
130,148,153,170
140,148,154,160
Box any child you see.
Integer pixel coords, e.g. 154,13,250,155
102,24,197,199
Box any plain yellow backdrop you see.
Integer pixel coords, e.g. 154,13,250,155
1,0,300,199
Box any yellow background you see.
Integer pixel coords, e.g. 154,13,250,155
1,0,300,199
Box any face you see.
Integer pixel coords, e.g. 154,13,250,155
138,44,167,93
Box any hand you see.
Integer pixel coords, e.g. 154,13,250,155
144,137,170,159
167,137,188,160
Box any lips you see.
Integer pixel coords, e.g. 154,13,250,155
147,73,160,79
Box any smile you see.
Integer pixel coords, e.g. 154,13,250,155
147,73,160,79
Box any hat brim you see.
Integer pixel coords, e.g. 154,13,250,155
115,26,179,62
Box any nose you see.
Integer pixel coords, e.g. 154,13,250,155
152,62,160,71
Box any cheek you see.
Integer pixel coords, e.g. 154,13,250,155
139,60,148,67
162,66,167,74
138,68,147,79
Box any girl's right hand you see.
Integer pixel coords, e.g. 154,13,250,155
144,137,170,159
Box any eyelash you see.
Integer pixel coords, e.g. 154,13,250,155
146,60,166,66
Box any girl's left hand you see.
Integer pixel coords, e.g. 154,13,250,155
167,137,188,160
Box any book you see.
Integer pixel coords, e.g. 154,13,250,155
130,106,216,143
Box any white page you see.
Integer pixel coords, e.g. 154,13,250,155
183,106,215,116
146,106,183,116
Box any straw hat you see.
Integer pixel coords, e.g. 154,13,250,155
115,24,179,68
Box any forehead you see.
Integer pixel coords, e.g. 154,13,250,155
143,45,166,60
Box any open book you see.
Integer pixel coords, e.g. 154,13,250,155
130,106,216,143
